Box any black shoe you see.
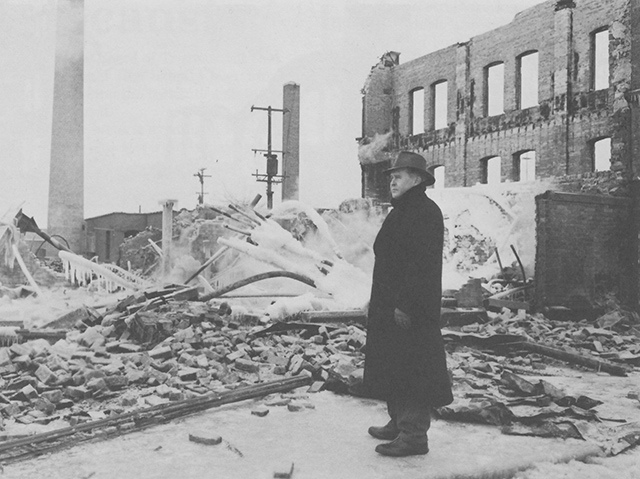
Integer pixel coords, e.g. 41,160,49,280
369,421,400,441
375,437,429,457
368,424,399,441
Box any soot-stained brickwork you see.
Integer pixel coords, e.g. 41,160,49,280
535,191,636,310
360,0,640,202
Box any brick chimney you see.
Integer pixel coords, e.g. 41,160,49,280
47,0,84,253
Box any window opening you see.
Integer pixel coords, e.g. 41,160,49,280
433,165,445,188
517,150,536,182
433,81,448,130
482,156,501,185
410,88,424,135
486,63,504,116
592,29,609,90
593,138,611,171
518,52,539,109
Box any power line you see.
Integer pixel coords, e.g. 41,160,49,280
194,167,212,205
250,105,288,209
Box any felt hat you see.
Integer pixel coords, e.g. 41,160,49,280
385,151,436,186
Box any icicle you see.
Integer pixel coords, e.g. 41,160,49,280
59,251,144,292
11,244,42,296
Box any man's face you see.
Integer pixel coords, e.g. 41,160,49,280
389,168,421,199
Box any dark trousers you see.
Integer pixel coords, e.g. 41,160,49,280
387,393,431,445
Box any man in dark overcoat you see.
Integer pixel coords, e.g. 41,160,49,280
363,150,453,457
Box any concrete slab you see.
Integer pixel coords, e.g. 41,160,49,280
5,391,601,479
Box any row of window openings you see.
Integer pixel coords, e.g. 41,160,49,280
410,29,609,135
429,138,611,188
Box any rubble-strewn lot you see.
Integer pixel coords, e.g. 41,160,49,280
1,285,639,466
1,200,640,478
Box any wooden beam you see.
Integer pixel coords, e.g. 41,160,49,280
517,341,629,377
0,375,314,463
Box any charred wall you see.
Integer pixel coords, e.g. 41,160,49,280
360,0,640,195
535,190,636,310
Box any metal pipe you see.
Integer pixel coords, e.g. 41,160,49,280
199,270,316,302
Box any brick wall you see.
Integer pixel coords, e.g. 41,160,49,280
534,190,634,310
360,0,639,194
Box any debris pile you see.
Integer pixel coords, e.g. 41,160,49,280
1,199,639,464
441,347,640,455
118,227,162,273
1,280,639,460
0,294,366,444
445,304,640,369
438,302,640,456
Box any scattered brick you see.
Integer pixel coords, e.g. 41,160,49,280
273,462,295,479
9,343,32,358
178,367,199,382
307,381,325,393
287,402,304,412
41,390,64,404
33,398,56,415
18,384,38,401
188,433,222,445
34,364,57,385
234,358,259,373
1,403,21,417
65,386,89,401
116,343,142,353
86,377,108,393
226,349,246,362
251,405,269,417
149,346,173,360
144,395,167,407
104,375,129,390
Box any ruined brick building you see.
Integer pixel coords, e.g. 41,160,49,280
360,0,640,200
359,0,640,312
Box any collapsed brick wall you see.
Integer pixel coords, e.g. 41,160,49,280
534,190,635,311
360,0,639,199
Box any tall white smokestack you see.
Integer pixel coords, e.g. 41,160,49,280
47,0,84,253
282,82,300,201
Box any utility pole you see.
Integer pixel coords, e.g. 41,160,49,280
251,105,287,209
194,167,211,205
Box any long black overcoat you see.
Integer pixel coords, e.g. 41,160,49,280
362,183,453,408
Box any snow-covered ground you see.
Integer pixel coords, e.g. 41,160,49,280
4,370,639,479
2,192,639,478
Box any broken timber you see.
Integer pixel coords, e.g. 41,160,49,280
0,375,314,464
442,331,630,376
299,310,366,323
517,341,629,377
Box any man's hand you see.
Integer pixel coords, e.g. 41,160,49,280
393,308,411,330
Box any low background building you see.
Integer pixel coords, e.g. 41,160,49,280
84,212,164,263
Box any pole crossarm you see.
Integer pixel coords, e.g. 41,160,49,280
251,105,288,113
252,148,285,154
250,104,288,209
252,172,284,184
194,168,212,205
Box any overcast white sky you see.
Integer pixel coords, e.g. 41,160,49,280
0,0,545,225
